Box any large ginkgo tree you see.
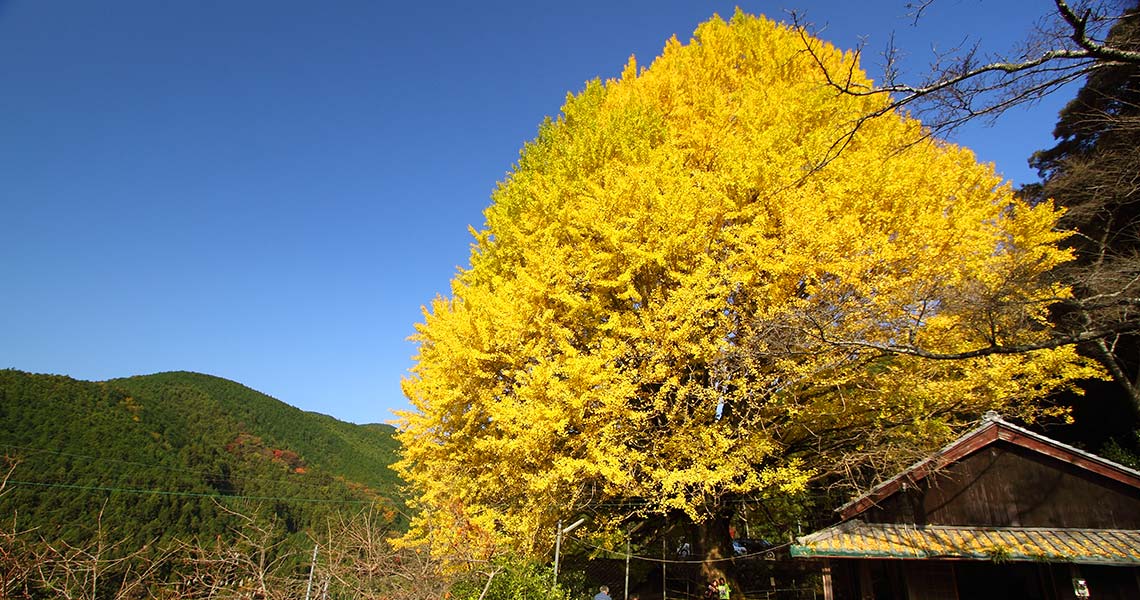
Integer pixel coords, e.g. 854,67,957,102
395,11,1099,578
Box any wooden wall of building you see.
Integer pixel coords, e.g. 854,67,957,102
862,441,1140,529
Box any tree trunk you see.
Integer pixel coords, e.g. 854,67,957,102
1090,338,1140,419
693,510,740,598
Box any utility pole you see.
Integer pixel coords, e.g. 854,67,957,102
624,533,631,600
553,517,586,589
304,544,319,600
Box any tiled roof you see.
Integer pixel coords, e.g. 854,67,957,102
791,520,1140,566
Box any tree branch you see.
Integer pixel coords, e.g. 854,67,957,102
810,320,1140,360
793,1,1140,137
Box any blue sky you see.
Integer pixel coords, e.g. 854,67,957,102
1,1,1072,424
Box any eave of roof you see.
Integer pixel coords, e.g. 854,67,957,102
791,521,1140,566
837,413,1140,521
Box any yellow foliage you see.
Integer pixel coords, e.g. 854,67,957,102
395,11,1101,559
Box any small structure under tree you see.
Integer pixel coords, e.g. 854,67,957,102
792,413,1140,599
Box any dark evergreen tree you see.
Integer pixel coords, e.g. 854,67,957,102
1023,3,1140,452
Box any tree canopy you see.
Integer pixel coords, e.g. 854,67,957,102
395,11,1099,566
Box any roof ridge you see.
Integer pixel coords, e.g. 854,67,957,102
985,414,1140,480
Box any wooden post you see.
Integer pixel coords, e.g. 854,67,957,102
821,560,834,600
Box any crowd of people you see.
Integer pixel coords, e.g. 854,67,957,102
705,578,730,600
591,576,730,600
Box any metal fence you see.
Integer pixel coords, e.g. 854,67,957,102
741,587,817,600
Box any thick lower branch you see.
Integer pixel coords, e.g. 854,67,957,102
812,321,1139,360
1089,338,1140,418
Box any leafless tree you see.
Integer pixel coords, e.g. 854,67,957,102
30,501,168,600
790,1,1140,417
316,507,453,600
168,501,307,600
0,455,39,599
0,494,468,600
794,0,1140,137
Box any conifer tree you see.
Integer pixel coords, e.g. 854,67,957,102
1028,3,1140,417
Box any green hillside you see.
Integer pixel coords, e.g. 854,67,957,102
0,369,405,548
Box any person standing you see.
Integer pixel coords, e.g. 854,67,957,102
705,579,718,600
594,586,612,600
717,578,730,600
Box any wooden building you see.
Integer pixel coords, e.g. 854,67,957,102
791,413,1140,599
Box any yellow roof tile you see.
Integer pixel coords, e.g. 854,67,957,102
792,522,1140,566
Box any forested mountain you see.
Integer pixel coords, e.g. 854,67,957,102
0,370,404,550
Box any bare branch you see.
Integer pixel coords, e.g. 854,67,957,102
796,1,1140,138
905,0,937,25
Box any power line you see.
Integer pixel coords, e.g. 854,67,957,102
4,479,384,506
2,442,221,478
0,442,391,498
565,533,798,568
